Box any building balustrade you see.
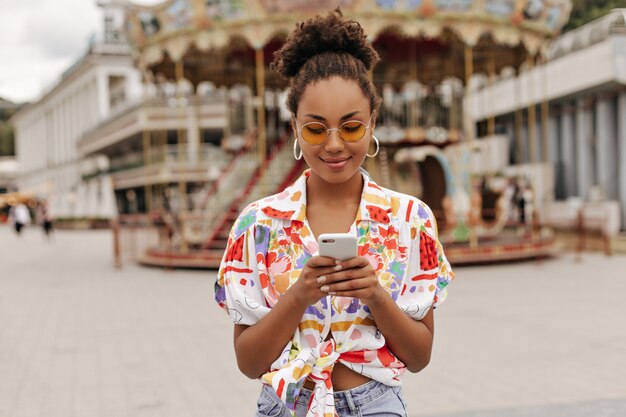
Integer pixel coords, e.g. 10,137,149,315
82,144,231,182
77,93,231,156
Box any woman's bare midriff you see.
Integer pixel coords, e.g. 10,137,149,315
303,362,372,391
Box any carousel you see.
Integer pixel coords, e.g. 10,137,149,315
120,0,572,268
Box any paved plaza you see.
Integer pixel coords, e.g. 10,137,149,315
1,225,625,417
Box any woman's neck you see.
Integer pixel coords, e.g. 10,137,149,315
306,170,364,207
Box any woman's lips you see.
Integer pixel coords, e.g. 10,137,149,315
321,157,350,169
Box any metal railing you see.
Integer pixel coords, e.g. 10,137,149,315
178,136,296,247
243,138,298,207
179,148,260,245
107,144,232,173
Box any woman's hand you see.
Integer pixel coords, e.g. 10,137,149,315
288,256,344,306
318,256,386,307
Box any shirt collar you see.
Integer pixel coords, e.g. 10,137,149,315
258,168,393,224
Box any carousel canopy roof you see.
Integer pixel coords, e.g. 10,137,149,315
122,0,572,86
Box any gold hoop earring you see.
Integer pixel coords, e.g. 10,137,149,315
367,135,380,158
293,138,303,160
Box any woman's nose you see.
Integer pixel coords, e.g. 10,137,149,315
324,129,344,152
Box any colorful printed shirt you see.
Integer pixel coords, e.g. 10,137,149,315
215,169,454,417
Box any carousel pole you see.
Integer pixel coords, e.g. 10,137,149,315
141,68,153,214
527,55,538,163
175,60,186,164
255,46,267,197
175,60,188,252
540,54,550,163
514,67,523,164
487,54,496,136
464,44,478,250
409,40,418,128
450,87,458,133
142,130,152,213
464,45,475,143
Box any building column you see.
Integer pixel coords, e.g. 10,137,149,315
595,97,617,199
560,105,576,197
521,123,529,164
55,107,61,165
63,99,70,164
617,92,626,230
575,97,593,199
90,80,98,127
96,71,110,121
40,113,45,169
534,117,542,163
548,113,559,166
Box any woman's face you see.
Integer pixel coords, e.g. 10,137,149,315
293,76,375,185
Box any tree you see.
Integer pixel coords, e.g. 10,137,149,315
562,0,624,33
0,122,15,157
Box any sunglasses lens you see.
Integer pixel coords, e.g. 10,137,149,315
301,122,327,145
339,121,366,142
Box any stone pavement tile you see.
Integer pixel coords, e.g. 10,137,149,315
415,397,626,417
2,227,626,417
73,386,100,417
40,386,73,417
9,403,40,417
405,255,626,416
99,386,132,417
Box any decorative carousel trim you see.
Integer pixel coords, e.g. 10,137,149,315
136,15,554,67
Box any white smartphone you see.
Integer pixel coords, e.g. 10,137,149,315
318,233,358,261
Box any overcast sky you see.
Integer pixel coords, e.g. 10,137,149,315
0,0,159,104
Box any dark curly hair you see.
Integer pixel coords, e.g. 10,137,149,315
271,9,381,116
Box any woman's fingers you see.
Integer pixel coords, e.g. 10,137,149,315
321,262,373,284
319,276,377,294
305,256,338,268
338,256,371,270
303,256,346,281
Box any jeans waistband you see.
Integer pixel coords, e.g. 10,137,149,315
297,380,392,411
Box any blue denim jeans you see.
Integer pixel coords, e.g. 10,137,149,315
255,380,408,417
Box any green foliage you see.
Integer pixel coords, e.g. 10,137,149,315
562,0,624,32
0,123,15,157
0,104,17,157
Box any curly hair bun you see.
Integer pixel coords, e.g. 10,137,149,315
271,8,379,78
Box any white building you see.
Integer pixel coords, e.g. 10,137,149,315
11,1,142,219
12,0,260,223
469,9,626,231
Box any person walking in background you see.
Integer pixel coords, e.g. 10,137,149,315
36,200,54,238
9,202,31,235
214,9,453,417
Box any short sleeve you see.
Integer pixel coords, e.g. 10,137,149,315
214,211,271,326
396,203,454,320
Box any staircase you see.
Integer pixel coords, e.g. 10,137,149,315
139,136,305,269
201,138,305,265
179,149,259,247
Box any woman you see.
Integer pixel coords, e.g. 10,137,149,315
215,10,453,417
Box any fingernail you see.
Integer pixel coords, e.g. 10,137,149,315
334,264,342,271
328,291,336,295
335,259,341,264
320,285,329,292
317,276,326,283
